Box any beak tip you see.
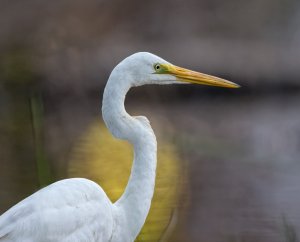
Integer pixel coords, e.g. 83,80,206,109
227,81,241,88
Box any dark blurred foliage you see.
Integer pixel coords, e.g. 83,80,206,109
0,0,300,241
1,0,300,91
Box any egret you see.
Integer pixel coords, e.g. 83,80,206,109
0,52,239,242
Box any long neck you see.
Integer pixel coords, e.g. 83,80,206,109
102,75,157,241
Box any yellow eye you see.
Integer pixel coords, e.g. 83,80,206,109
154,63,161,71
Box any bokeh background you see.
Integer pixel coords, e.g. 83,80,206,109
1,0,300,241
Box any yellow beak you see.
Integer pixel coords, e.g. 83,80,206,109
163,64,240,88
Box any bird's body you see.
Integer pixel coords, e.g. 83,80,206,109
0,179,113,242
0,52,239,242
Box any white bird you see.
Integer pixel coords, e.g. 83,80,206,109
0,52,239,242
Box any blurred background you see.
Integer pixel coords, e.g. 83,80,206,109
1,0,300,241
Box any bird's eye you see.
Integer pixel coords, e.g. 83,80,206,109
154,63,161,71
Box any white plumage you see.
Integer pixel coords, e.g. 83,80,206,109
0,52,239,242
0,179,113,241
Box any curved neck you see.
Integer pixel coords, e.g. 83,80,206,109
102,75,157,241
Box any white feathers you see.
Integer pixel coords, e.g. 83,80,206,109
0,179,113,241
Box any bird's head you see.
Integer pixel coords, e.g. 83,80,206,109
114,52,240,88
